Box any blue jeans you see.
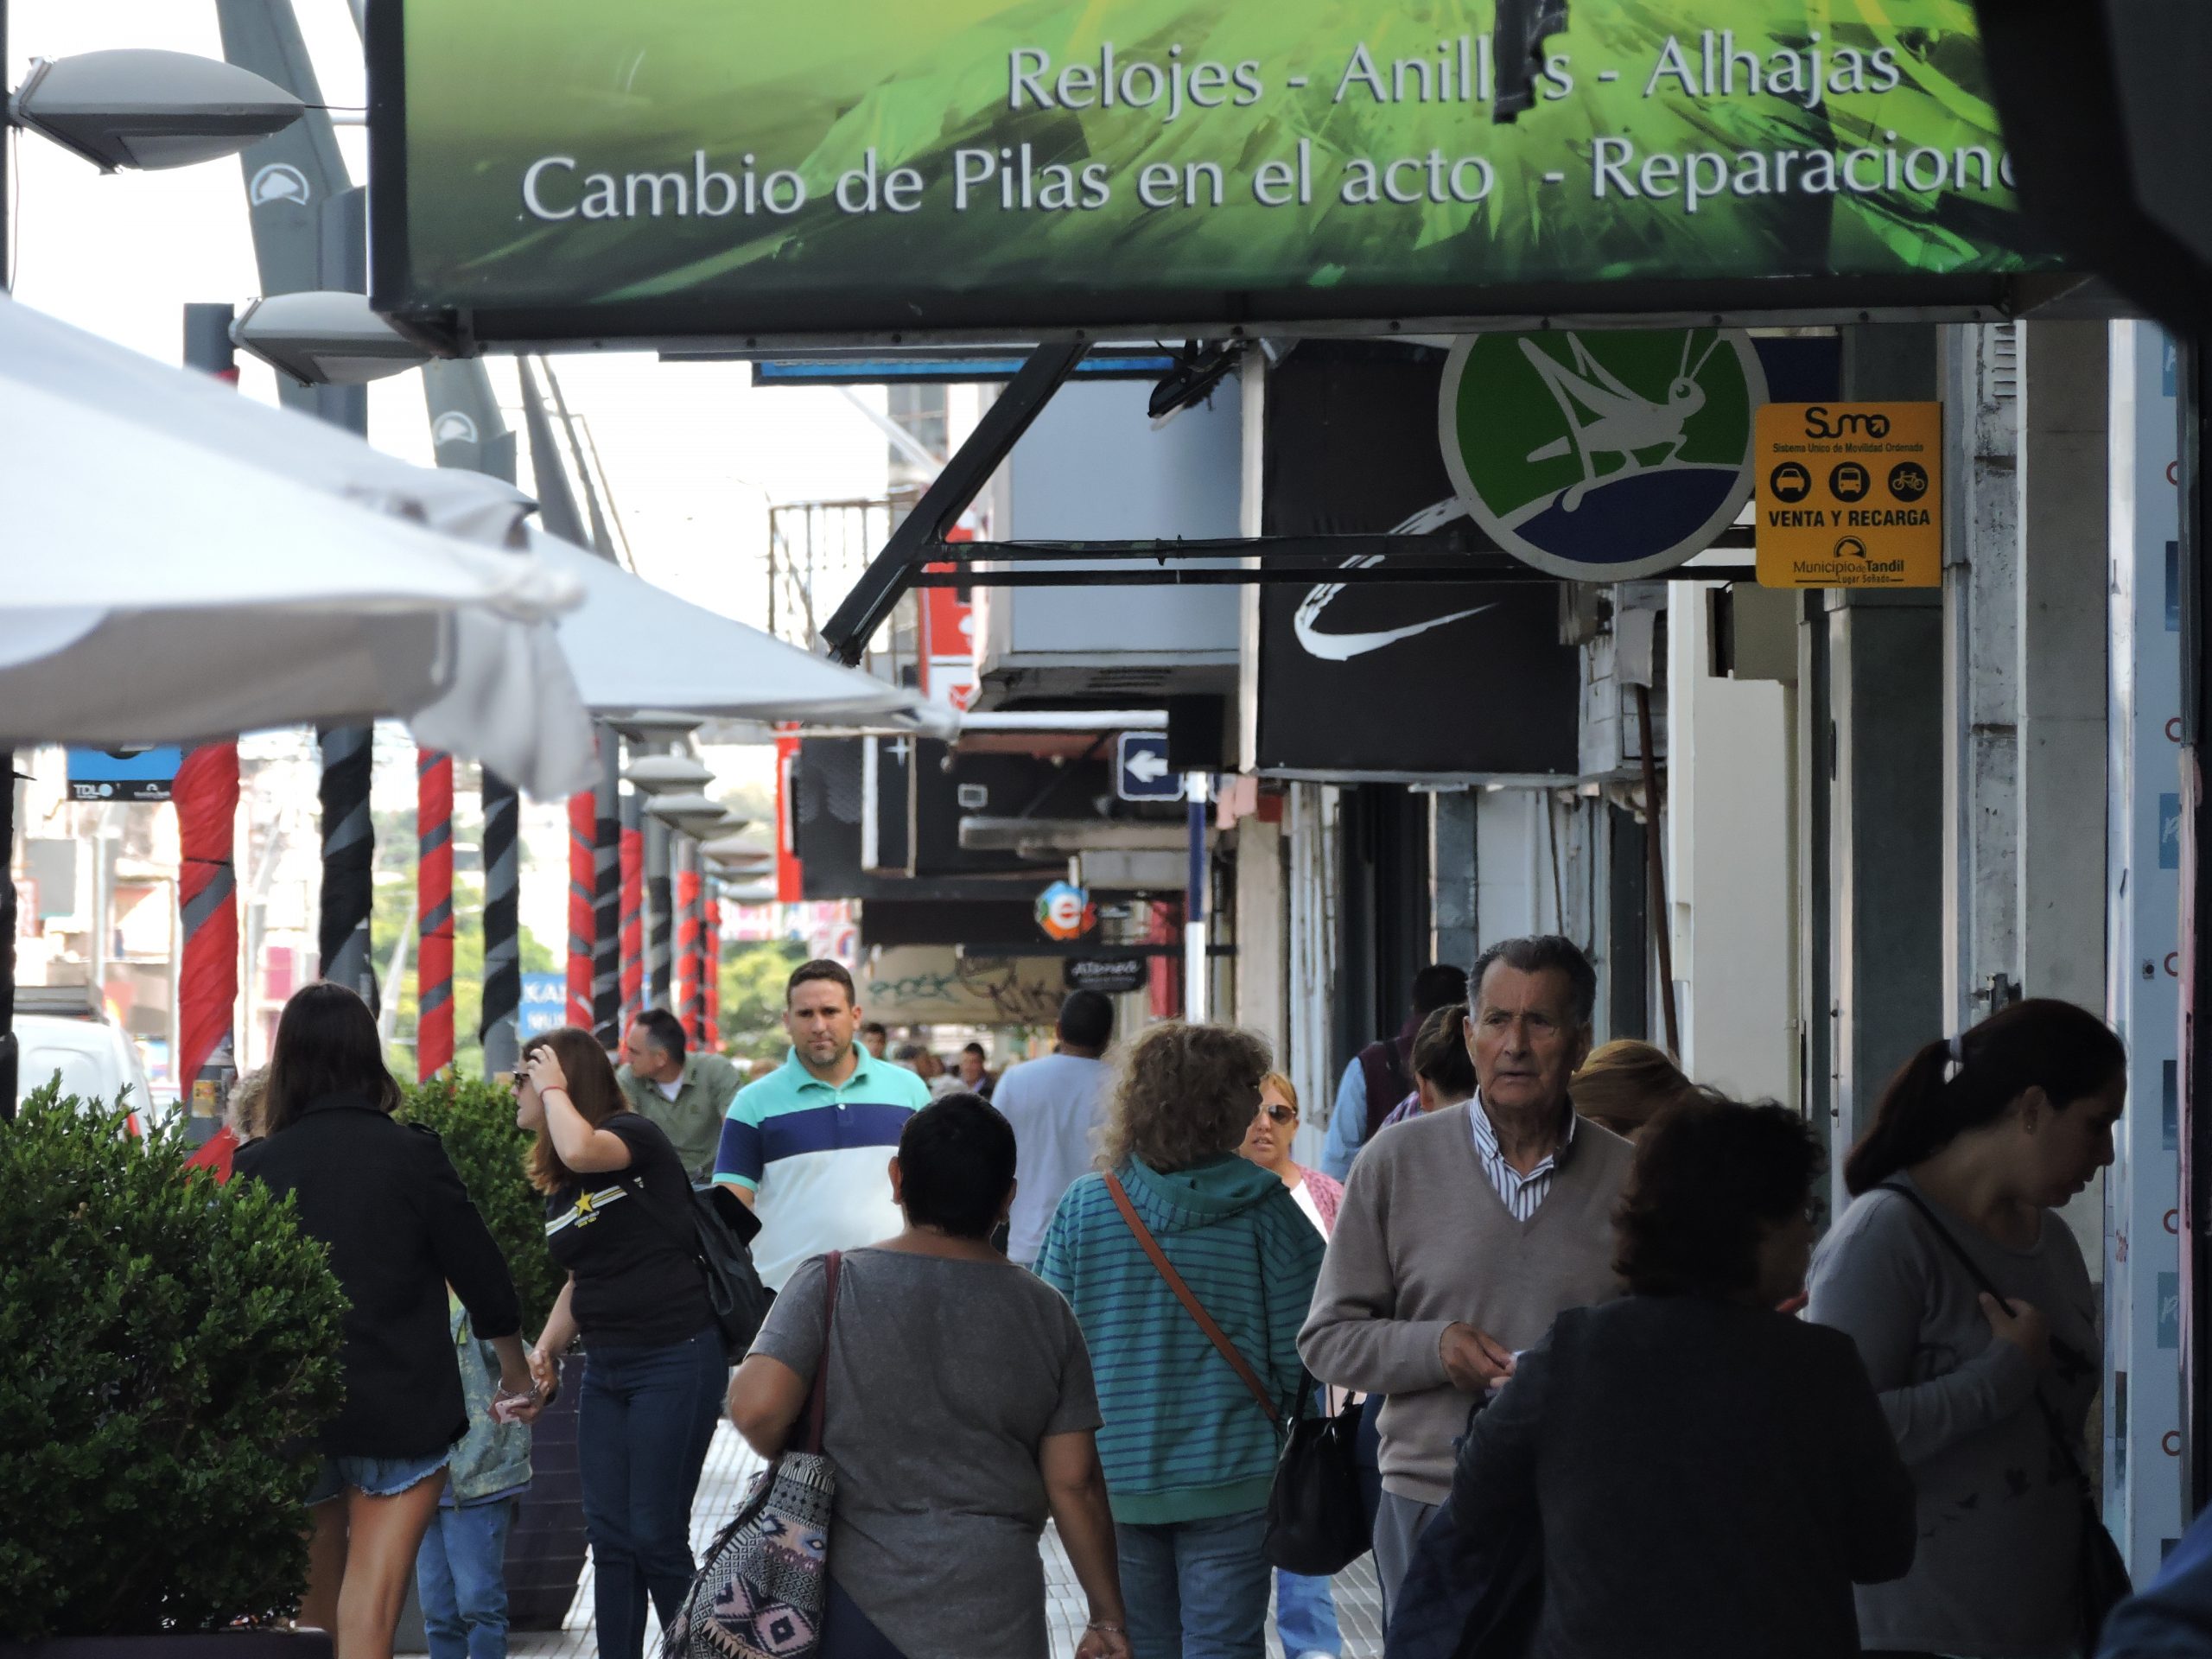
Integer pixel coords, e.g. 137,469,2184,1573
416,1497,518,1659
1116,1508,1272,1659
1274,1568,1340,1658
578,1326,725,1659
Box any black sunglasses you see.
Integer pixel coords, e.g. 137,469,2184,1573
1258,1103,1296,1125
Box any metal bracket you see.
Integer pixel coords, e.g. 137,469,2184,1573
817,338,1768,658
820,340,1089,663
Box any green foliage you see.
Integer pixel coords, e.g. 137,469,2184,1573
0,1086,346,1638
400,1074,561,1335
720,940,806,1060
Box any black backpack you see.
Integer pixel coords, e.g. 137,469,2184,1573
617,1173,772,1358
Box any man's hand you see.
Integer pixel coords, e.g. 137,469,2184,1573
1440,1323,1517,1393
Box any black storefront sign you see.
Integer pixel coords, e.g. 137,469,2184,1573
1065,956,1149,995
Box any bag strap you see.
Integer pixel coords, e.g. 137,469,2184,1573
1875,1182,2089,1488
1104,1173,1280,1424
805,1251,842,1455
613,1166,706,1267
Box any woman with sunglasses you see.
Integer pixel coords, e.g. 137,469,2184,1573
515,1027,721,1659
1237,1071,1344,1659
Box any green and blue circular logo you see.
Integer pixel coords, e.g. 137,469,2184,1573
1439,328,1766,582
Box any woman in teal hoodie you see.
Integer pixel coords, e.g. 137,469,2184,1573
1037,1022,1325,1659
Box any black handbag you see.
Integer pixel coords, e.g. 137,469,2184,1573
1103,1175,1369,1573
620,1173,773,1360
1878,1184,2133,1649
1266,1390,1371,1575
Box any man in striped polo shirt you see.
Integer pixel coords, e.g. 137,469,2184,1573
712,959,931,1290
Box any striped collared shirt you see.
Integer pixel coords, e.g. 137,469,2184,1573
1468,1091,1578,1221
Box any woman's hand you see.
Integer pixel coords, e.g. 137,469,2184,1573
1075,1623,1131,1659
527,1344,562,1404
524,1046,570,1103
1980,1293,2051,1370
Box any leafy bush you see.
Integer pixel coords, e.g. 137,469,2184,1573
402,1074,560,1336
0,1084,346,1637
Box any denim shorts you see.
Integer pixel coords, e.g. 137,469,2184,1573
305,1447,452,1507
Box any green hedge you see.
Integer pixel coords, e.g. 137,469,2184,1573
402,1074,561,1336
0,1086,346,1637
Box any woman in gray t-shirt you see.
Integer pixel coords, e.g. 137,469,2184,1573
1808,998,2126,1659
728,1093,1131,1659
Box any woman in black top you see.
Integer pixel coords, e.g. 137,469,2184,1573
517,1026,721,1659
235,983,537,1659
1446,1098,1916,1659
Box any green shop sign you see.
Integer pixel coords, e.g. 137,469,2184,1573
369,1,2052,343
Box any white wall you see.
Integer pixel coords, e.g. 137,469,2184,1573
1666,588,1797,1102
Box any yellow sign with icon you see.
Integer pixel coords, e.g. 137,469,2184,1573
1755,402,1942,588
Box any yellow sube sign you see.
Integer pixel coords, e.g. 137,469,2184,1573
1755,401,1942,588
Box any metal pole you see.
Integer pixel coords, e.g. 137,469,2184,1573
1185,771,1210,1023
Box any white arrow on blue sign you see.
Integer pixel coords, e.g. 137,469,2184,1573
1116,732,1179,801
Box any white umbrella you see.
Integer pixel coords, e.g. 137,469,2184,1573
526,530,959,740
0,296,597,799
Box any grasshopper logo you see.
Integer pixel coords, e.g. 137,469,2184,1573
1440,327,1765,582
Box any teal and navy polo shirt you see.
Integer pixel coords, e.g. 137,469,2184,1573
712,1048,931,1289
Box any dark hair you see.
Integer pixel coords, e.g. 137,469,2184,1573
787,959,855,1007
264,982,402,1135
632,1007,686,1065
1614,1099,1823,1297
523,1027,631,1193
893,1042,927,1063
1472,935,1597,1029
1413,1003,1475,1099
1058,989,1115,1051
963,1042,988,1058
1411,963,1470,1020
861,1021,888,1039
896,1093,1016,1238
1843,998,2126,1196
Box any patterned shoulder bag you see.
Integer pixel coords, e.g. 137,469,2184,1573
664,1251,842,1659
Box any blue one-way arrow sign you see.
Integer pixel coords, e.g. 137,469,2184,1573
1116,732,1179,801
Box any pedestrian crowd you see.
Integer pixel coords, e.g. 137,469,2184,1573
225,929,2204,1659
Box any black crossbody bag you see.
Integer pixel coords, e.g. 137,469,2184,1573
1878,1182,2131,1649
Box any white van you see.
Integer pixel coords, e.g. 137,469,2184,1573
17,1012,162,1136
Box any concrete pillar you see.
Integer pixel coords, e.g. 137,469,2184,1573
2020,324,2113,1274
1666,586,1796,1102
1234,814,1288,1063
2018,324,2111,1010
1941,322,2023,1027
1431,788,1478,971
1827,327,1948,1212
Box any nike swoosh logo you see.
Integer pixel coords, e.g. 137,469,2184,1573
1291,498,1497,662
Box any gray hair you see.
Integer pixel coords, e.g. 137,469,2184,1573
1471,935,1598,1028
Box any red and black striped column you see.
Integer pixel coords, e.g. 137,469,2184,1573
620,791,644,1032
702,877,721,1050
676,845,703,1047
173,742,238,1112
416,750,454,1079
567,791,595,1031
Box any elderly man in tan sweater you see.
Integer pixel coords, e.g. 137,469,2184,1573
1300,934,1637,1619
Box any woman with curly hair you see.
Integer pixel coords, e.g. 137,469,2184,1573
1444,1098,1915,1658
1036,1022,1325,1659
